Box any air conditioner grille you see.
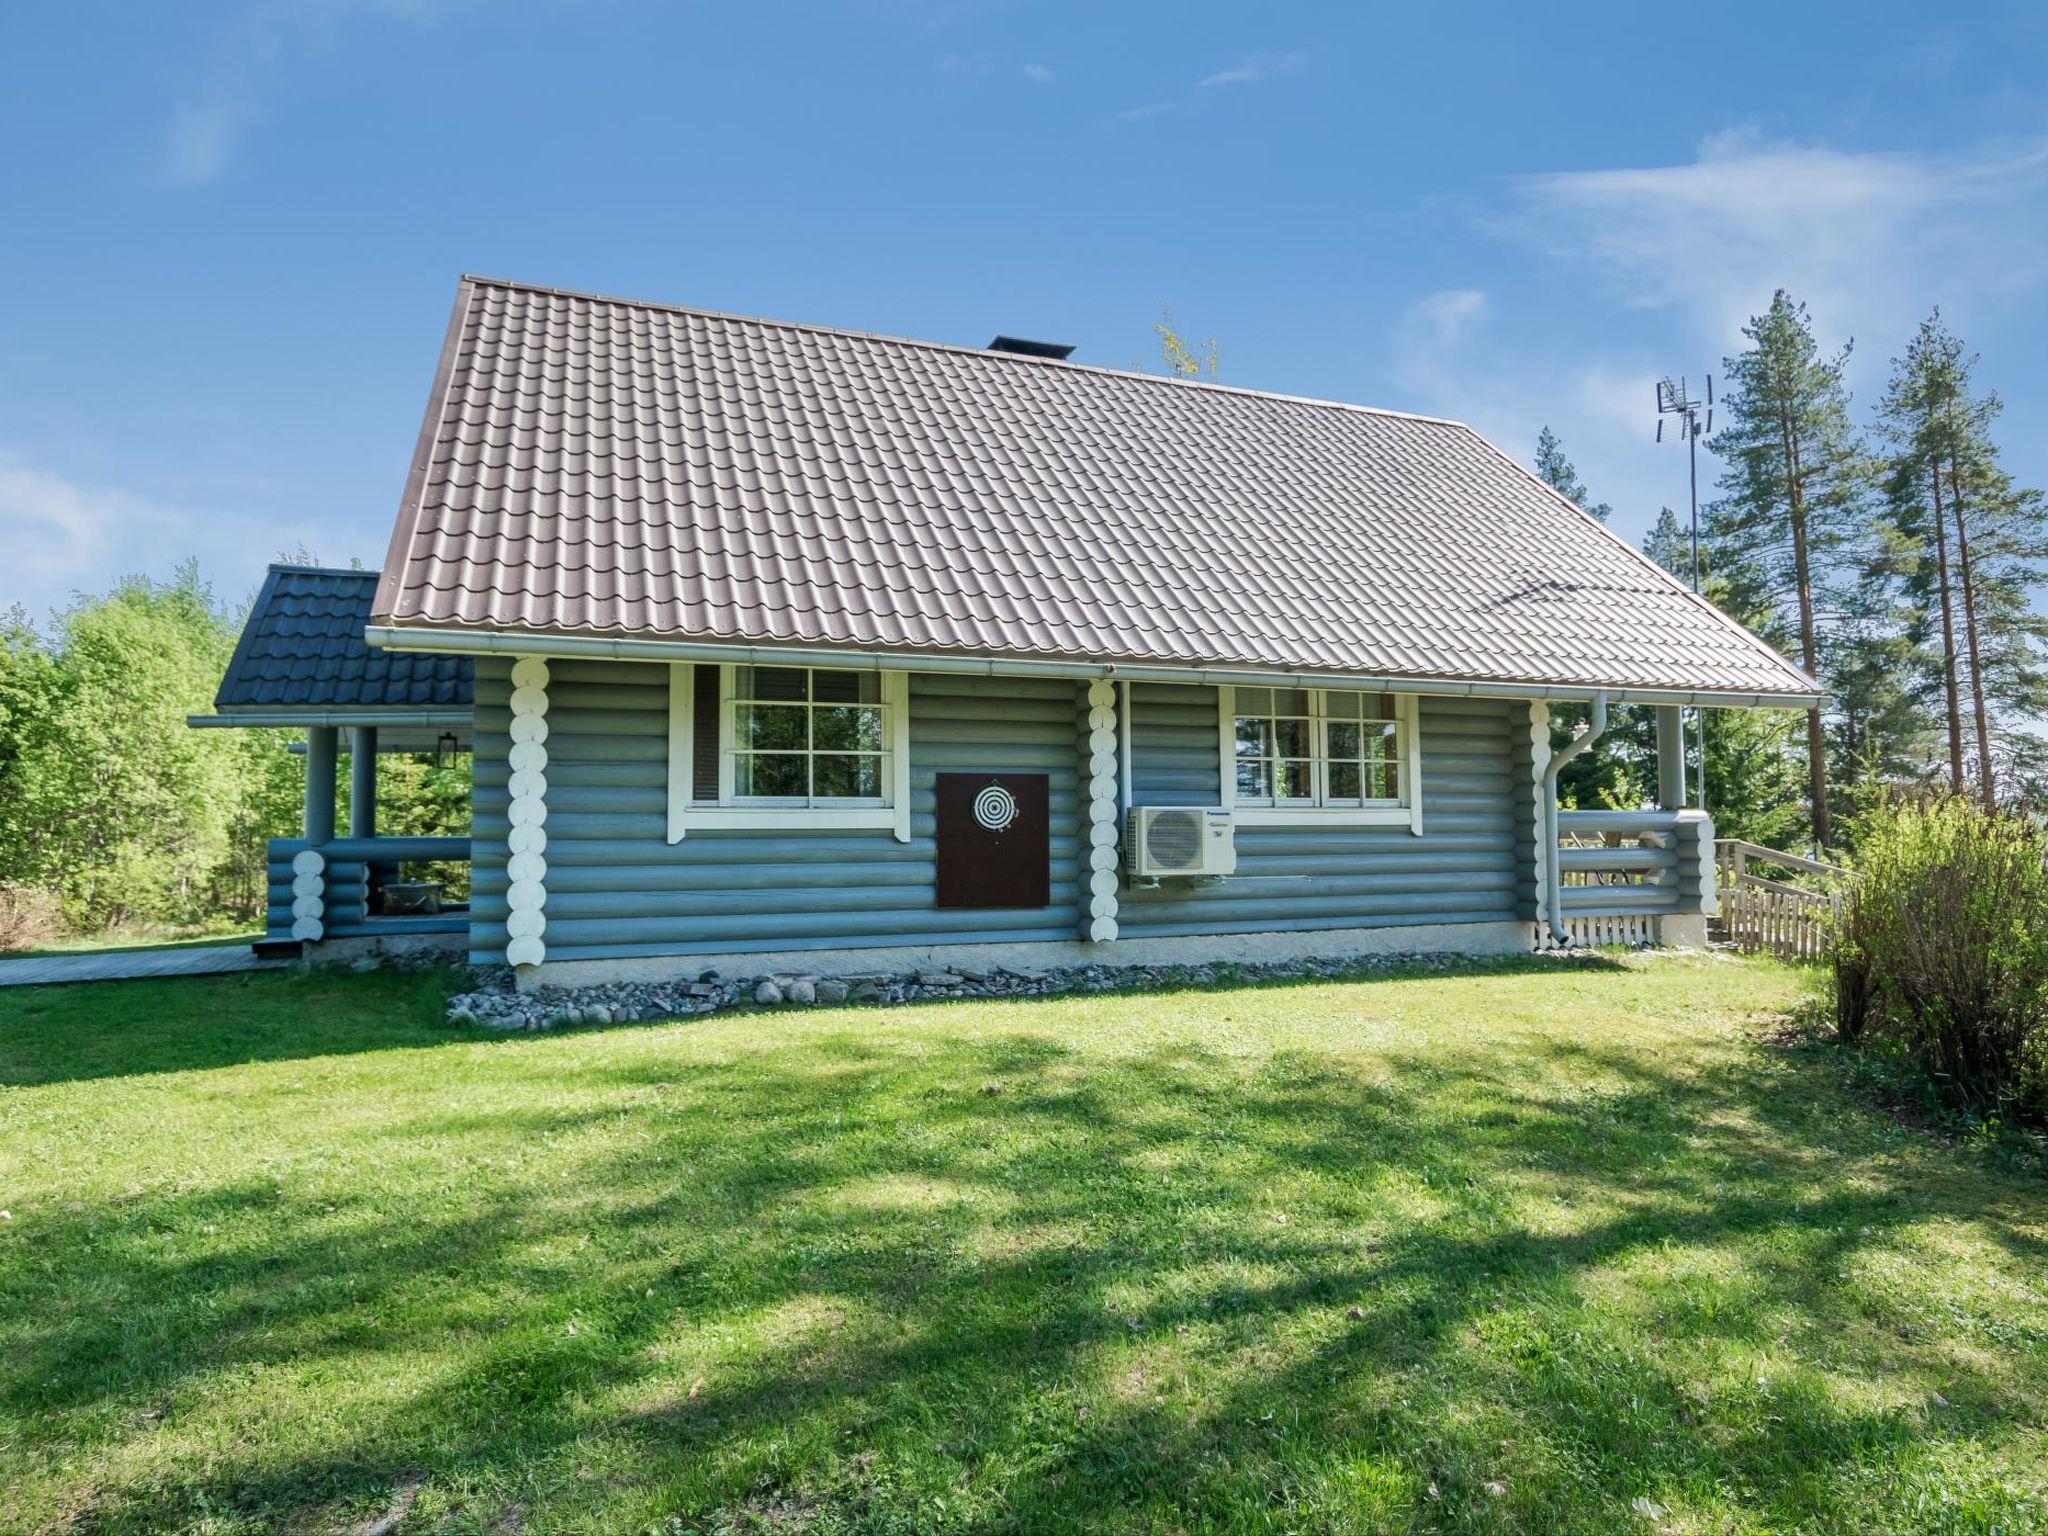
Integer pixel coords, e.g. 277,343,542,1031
1146,809,1203,871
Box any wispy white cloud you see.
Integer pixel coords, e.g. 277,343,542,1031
1020,61,1056,85
1117,101,1175,122
1198,49,1308,88
0,456,166,605
1501,127,2048,357
160,0,460,185
0,452,328,614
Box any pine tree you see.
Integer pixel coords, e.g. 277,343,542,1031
1533,427,1613,521
1638,507,1808,843
1705,292,1873,850
1876,312,2048,809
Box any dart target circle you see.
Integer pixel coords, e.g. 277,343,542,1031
972,783,1018,833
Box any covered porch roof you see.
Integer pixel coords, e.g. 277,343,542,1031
189,564,472,745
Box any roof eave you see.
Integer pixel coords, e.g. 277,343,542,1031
364,620,1825,712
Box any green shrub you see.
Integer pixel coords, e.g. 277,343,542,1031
0,884,60,954
1831,796,2048,1125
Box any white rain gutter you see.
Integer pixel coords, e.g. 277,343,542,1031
1541,690,1609,945
363,624,1822,712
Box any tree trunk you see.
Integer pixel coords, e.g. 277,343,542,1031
1947,452,1997,809
1781,408,1831,850
1928,456,1965,793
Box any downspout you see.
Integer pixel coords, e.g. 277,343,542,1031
1542,691,1609,945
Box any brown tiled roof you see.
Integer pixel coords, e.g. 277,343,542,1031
370,276,1818,701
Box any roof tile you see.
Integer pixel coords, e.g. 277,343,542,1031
371,277,1817,699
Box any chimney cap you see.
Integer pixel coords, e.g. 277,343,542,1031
987,335,1076,361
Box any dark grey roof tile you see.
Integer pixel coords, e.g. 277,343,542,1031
216,566,472,711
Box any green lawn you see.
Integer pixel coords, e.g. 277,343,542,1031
1,956,2043,1535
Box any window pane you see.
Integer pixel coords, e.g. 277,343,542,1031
1374,720,1399,742
1371,695,1399,722
811,669,878,704
814,705,882,752
1234,718,1272,758
1235,687,1271,715
1279,760,1312,800
735,754,806,798
737,703,806,751
1236,759,1271,799
1324,690,1362,719
1275,718,1312,758
1377,762,1401,801
1273,688,1310,717
1327,722,1361,759
737,666,807,702
1329,761,1362,800
812,754,881,798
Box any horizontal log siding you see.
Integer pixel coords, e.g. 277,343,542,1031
468,658,515,964
1127,682,1222,806
1121,694,1526,938
472,660,1082,964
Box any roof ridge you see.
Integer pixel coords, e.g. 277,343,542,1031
270,562,375,579
457,273,1471,431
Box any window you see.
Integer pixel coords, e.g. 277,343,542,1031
1221,686,1420,831
730,666,886,803
668,663,909,842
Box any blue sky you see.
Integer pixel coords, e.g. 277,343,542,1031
3,1,2045,616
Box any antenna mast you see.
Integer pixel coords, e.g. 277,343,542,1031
1656,374,1713,809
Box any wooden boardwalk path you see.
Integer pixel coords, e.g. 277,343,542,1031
0,945,289,988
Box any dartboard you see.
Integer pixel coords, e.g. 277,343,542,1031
972,782,1018,832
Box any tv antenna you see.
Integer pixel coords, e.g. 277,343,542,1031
1656,374,1713,809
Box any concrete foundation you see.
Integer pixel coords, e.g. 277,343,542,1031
515,919,1539,992
302,930,467,969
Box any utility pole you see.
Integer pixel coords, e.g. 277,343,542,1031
1657,376,1713,809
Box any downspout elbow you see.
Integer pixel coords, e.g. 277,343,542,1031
1542,691,1609,945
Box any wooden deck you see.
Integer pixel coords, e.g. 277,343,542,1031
0,945,290,988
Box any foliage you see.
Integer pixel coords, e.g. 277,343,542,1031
1875,311,2048,809
1831,795,2048,1126
9,956,2048,1533
1706,292,1878,851
1152,303,1218,379
1533,425,1612,521
0,884,60,954
0,567,469,937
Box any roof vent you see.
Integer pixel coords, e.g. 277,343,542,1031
987,335,1076,361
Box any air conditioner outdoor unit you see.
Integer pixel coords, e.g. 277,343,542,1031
1127,806,1237,879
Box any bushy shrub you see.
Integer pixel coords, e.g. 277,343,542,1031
1831,796,2048,1125
0,884,60,955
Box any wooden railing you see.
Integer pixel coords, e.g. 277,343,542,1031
1713,840,1844,961
1545,809,1712,949
266,835,472,944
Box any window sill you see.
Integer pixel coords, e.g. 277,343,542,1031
1233,805,1420,831
669,804,910,842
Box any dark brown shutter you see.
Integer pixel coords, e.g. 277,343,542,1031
692,665,720,801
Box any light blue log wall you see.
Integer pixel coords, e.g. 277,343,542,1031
469,659,1083,965
467,664,1543,966
1118,683,1537,938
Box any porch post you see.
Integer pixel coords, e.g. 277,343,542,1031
1654,706,1687,810
295,725,339,943
304,726,338,845
349,726,378,837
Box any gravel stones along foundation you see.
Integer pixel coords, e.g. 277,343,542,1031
442,949,1577,1031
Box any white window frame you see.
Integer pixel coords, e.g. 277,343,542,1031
1216,685,1422,834
668,663,910,843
